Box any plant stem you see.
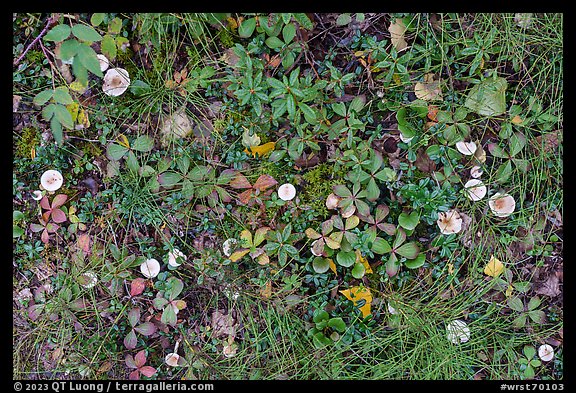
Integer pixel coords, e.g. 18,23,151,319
14,14,58,66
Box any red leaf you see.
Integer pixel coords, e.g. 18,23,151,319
41,229,50,244
139,366,157,378
127,308,141,327
77,234,92,254
130,278,146,297
134,322,157,336
51,208,67,223
253,174,278,191
125,354,137,369
30,223,45,233
40,196,50,210
229,172,251,189
237,189,253,205
134,350,147,368
128,370,140,380
51,194,68,208
123,330,138,349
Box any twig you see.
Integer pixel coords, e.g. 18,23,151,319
14,15,58,66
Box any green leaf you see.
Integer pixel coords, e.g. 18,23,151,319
108,17,123,34
509,132,527,156
523,345,536,360
286,94,296,118
188,166,210,181
495,161,513,183
131,135,154,152
507,297,525,312
351,263,366,279
13,211,25,221
395,242,419,259
312,257,330,274
53,87,74,105
355,199,370,217
524,365,535,379
528,310,546,324
365,178,380,201
130,80,150,96
332,102,346,117
161,305,177,326
527,296,541,311
44,25,71,42
238,17,256,38
158,172,183,187
336,251,356,267
125,151,139,173
336,13,352,26
328,317,346,333
72,56,88,86
90,13,106,26
398,211,420,231
33,89,53,106
313,309,329,323
167,278,184,300
13,226,25,238
50,117,64,145
405,253,426,269
371,237,391,254
106,144,129,160
101,34,117,60
59,39,80,60
464,76,508,116
512,314,527,329
265,36,284,49
282,23,296,44
293,13,313,30
333,184,351,197
76,43,103,77
350,96,365,113
298,102,316,123
53,104,74,129
72,24,103,42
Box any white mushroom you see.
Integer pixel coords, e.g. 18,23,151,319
436,209,463,235
310,239,323,257
455,141,477,156
165,353,180,367
387,303,398,315
446,319,470,344
140,258,161,279
31,190,43,201
103,67,130,97
470,165,483,178
222,238,238,257
168,249,186,267
278,183,296,201
79,271,98,289
96,54,110,72
40,169,63,192
488,192,516,218
325,193,341,210
538,344,554,362
464,179,487,201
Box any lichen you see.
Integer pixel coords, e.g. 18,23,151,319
300,163,344,219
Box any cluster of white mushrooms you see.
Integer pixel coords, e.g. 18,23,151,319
97,53,130,97
437,140,516,235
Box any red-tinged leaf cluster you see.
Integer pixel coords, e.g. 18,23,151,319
228,171,278,205
125,350,157,380
130,278,147,296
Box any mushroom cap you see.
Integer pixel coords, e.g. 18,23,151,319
165,353,180,367
455,141,477,155
103,67,130,97
436,209,463,235
325,193,341,210
97,54,110,72
31,190,43,201
538,344,554,362
387,303,398,315
222,238,238,257
79,271,98,289
464,179,487,201
470,165,483,178
446,319,470,344
140,258,161,278
168,249,186,267
40,170,63,192
310,239,324,257
278,183,296,201
488,192,516,217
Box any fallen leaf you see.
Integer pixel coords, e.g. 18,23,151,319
260,281,272,298
130,278,146,297
464,76,508,117
244,142,276,157
77,233,92,254
355,250,373,274
329,259,337,275
241,128,261,148
13,95,21,112
484,255,504,277
534,273,561,298
253,174,278,191
340,286,372,318
389,19,407,51
414,73,443,101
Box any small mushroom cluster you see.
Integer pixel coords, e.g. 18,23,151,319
436,141,517,235
97,53,131,97
138,248,187,279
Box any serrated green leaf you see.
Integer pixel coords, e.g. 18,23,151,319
101,34,117,60
509,132,527,157
131,135,154,152
161,305,177,326
59,39,80,61
33,90,53,106
106,143,129,160
528,310,546,324
495,160,513,183
53,104,74,129
72,24,103,42
523,345,536,359
72,56,88,86
50,117,63,145
527,296,541,311
336,13,352,26
76,44,103,77
44,25,71,42
125,151,139,172
464,76,508,116
53,87,74,105
158,172,183,187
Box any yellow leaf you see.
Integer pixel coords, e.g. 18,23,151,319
340,286,372,318
117,134,130,149
77,108,90,129
69,80,88,93
260,281,272,298
239,229,253,248
414,73,443,101
328,259,337,275
244,142,276,158
355,250,372,274
66,102,79,123
484,255,504,277
505,284,514,298
227,16,238,30
511,115,523,125
389,19,407,52
229,248,250,262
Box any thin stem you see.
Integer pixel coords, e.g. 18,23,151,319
14,14,58,66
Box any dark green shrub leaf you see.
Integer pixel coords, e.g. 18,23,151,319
33,89,53,106
282,23,296,44
336,250,356,267
238,17,256,38
44,25,71,42
72,24,103,42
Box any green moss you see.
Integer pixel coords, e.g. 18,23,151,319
217,27,235,49
300,163,344,219
15,127,40,159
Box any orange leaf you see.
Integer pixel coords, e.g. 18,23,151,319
511,115,523,125
355,250,373,274
244,142,276,158
253,174,278,191
340,286,372,318
260,281,272,298
484,255,504,277
237,189,254,205
229,172,252,189
427,105,439,122
328,259,337,275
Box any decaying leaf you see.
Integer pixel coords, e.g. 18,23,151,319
389,19,407,51
484,255,504,277
414,73,443,101
464,76,508,117
534,273,561,298
340,286,372,318
260,281,272,298
241,128,261,148
329,259,337,275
